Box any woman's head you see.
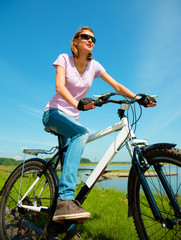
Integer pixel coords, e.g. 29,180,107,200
71,27,95,60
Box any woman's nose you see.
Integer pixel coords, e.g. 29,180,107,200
88,37,93,43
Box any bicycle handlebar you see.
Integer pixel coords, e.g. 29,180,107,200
94,98,125,106
93,92,158,107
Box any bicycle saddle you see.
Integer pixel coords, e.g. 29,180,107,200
44,127,60,136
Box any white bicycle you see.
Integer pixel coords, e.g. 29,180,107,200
0,93,181,240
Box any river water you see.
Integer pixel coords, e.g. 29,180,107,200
78,165,132,192
77,164,181,194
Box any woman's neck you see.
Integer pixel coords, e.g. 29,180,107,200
74,55,89,74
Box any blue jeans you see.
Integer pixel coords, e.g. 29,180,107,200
42,109,89,200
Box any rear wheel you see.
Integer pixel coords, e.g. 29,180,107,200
132,147,181,239
0,159,56,240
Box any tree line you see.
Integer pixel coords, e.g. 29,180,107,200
0,157,91,166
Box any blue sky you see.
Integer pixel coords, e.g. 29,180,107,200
0,0,181,162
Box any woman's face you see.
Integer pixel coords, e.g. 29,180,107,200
74,30,95,55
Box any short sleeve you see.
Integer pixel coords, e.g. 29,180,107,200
53,53,67,69
94,60,106,78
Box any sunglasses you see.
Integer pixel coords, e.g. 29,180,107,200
78,34,96,44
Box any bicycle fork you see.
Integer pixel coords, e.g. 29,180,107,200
132,146,181,229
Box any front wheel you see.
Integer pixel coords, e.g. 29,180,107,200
132,147,181,240
0,159,56,240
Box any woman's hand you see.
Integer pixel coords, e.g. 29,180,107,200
137,95,157,107
77,98,95,111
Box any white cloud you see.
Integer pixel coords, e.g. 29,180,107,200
20,104,43,118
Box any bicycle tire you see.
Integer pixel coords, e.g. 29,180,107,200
0,159,56,240
132,147,181,240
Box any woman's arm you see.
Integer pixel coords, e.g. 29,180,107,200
56,65,79,109
100,72,138,99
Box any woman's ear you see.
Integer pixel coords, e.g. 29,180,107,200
73,38,78,46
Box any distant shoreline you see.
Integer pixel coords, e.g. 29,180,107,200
80,162,131,166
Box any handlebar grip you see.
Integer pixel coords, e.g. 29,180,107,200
137,94,157,107
94,99,103,107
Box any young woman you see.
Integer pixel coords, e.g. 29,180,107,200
42,26,156,223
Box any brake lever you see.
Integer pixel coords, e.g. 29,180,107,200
93,93,117,101
138,93,158,99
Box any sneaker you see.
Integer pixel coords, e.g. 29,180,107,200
52,199,90,222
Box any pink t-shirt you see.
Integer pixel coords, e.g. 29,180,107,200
45,53,105,120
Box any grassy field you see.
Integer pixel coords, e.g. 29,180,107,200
74,187,138,240
0,165,15,190
0,165,138,240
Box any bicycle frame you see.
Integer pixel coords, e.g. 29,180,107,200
76,117,148,203
86,117,148,187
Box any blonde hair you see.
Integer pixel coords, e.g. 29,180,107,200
71,26,94,61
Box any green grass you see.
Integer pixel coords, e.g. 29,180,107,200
74,188,139,240
0,165,14,190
